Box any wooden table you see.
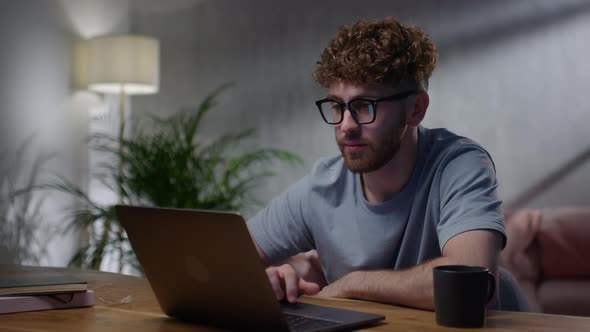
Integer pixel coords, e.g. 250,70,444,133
1,265,590,331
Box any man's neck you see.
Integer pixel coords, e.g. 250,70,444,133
361,128,419,204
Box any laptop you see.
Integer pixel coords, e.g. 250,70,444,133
116,205,385,331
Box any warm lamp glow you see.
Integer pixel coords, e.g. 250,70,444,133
87,35,159,95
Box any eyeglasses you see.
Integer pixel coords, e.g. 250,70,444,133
315,90,416,125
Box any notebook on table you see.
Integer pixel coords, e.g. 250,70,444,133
0,290,95,314
116,205,385,332
0,274,87,296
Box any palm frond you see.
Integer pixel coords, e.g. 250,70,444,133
49,84,300,272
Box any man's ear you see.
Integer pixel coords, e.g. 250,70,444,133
406,90,429,128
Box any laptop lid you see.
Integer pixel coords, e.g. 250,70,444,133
116,204,289,331
116,205,384,331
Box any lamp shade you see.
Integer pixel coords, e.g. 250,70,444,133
87,34,159,95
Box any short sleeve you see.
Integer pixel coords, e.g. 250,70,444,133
437,146,506,251
247,176,315,264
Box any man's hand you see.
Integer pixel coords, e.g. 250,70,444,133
266,264,321,303
316,277,348,298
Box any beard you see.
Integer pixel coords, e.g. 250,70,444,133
337,124,407,173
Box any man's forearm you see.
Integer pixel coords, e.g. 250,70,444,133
334,256,452,310
320,230,502,310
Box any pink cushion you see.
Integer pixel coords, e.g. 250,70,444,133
500,208,590,315
538,280,590,316
537,208,590,278
500,209,543,283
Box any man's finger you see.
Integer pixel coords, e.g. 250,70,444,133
279,265,299,303
298,279,321,295
266,268,284,300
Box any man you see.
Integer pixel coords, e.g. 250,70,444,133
247,17,505,311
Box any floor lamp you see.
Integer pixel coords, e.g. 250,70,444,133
83,34,159,272
86,34,160,202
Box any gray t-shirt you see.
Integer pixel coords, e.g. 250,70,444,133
248,126,506,283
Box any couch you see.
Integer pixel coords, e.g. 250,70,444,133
499,208,590,316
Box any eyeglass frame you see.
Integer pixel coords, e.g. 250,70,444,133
315,90,417,125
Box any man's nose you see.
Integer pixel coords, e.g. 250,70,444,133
339,109,360,133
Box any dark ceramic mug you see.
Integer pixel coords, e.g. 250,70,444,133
433,265,495,328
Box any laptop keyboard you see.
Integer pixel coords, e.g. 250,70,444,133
284,313,342,332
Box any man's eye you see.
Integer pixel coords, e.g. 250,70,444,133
352,101,372,112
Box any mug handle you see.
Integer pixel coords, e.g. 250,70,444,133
487,272,496,302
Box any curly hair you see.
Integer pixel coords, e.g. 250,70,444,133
313,17,438,90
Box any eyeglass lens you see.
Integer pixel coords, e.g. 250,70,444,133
318,100,376,124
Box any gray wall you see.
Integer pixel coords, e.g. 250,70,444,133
131,0,590,215
0,0,129,266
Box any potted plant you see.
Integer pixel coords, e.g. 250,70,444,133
53,86,302,273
